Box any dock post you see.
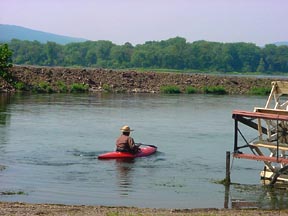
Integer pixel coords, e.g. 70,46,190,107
225,151,231,185
224,151,231,209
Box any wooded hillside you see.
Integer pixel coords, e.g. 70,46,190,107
7,37,288,73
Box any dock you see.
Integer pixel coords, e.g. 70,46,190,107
231,81,288,184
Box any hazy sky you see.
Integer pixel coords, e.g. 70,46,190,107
1,0,287,46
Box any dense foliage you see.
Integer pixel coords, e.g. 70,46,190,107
8,37,288,73
0,43,13,82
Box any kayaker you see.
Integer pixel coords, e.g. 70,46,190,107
116,125,140,154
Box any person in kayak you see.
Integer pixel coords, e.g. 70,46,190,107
116,125,140,154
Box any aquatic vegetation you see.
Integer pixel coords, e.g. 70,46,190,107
56,81,68,93
248,87,271,95
160,85,181,94
102,83,112,92
185,86,197,94
14,81,26,90
202,86,227,95
0,165,5,171
34,81,54,93
70,83,89,93
212,178,239,186
0,191,26,195
106,212,120,216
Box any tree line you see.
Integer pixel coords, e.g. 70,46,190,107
6,37,288,73
0,43,13,83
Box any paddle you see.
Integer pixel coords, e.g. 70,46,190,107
136,143,157,148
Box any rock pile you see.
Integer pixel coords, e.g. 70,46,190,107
0,65,282,94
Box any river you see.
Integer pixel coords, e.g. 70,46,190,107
0,93,287,209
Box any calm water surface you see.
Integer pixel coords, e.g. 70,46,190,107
0,93,287,209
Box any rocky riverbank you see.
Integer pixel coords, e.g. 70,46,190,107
0,201,287,216
0,65,284,94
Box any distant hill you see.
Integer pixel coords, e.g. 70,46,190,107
274,41,288,46
0,24,87,44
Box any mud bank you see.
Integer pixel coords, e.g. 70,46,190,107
0,66,284,94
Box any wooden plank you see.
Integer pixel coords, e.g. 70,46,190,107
260,170,288,182
233,153,288,164
273,81,288,95
233,110,288,121
250,145,275,171
250,143,288,151
254,107,288,116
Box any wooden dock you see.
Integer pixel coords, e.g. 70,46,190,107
231,81,288,185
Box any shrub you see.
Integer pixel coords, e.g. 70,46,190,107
70,83,89,93
248,87,271,95
160,85,181,94
34,81,53,93
203,86,227,95
102,83,112,92
185,86,197,94
14,82,26,90
56,81,68,93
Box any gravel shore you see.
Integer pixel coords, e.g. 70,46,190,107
0,202,287,216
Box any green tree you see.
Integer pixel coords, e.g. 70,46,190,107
0,43,13,82
63,42,88,66
45,41,64,66
130,48,149,67
110,42,133,68
256,58,265,72
262,44,277,72
94,40,114,67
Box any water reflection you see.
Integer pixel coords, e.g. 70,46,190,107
0,93,11,125
0,93,12,155
115,159,135,196
260,186,288,209
228,183,288,209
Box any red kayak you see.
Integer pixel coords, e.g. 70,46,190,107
98,145,157,159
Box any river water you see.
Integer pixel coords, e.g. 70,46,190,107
0,93,288,209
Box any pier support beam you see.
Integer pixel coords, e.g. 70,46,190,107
226,151,231,185
224,151,231,209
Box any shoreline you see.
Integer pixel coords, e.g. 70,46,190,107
1,65,286,94
0,201,288,216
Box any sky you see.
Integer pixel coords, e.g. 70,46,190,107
1,0,287,46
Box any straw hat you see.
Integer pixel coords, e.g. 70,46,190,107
120,125,134,132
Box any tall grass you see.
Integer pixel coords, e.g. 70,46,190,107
248,87,271,95
203,86,227,95
160,85,181,94
14,82,26,91
70,83,89,93
56,81,68,93
185,86,197,94
33,81,53,93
